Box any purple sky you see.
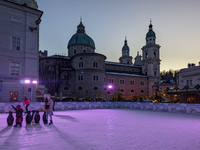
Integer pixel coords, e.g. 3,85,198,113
37,0,200,71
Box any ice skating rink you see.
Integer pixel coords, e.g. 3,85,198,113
0,109,200,150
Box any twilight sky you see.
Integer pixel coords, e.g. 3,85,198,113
37,0,200,71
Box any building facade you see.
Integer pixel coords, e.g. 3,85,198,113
0,0,43,102
39,20,161,100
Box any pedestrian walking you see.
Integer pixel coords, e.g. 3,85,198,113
44,94,54,125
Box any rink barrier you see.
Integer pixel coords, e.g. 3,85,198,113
0,102,200,114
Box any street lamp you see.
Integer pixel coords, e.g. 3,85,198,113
21,79,38,101
107,84,113,101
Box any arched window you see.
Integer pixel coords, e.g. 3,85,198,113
121,89,124,92
145,53,148,58
73,49,76,55
93,62,98,68
131,89,134,92
78,86,83,91
79,62,83,68
153,52,156,57
93,86,98,91
64,86,69,91
141,90,144,93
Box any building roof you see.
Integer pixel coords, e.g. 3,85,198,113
146,23,156,38
67,21,95,49
106,72,147,77
105,61,142,68
122,39,129,51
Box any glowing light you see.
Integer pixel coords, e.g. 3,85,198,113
32,80,37,84
24,80,30,84
108,85,113,89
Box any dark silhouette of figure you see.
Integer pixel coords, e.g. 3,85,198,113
43,111,47,123
26,111,32,125
34,110,40,124
7,111,14,126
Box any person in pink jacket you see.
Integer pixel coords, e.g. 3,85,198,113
23,96,30,113
44,94,54,125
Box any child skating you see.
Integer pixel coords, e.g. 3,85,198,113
12,105,23,127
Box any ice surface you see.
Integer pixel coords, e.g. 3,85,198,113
0,109,200,150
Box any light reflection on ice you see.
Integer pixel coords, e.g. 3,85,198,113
0,109,200,150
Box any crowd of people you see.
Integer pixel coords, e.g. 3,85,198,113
9,94,54,127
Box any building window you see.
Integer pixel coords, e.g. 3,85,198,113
93,75,99,81
83,49,86,53
10,91,18,102
120,79,125,85
154,71,157,76
11,62,20,75
131,89,134,92
108,78,114,83
190,80,192,86
93,62,98,68
79,62,84,68
145,53,148,58
141,90,144,93
73,49,76,55
93,86,99,91
130,80,134,85
77,75,84,81
78,86,83,91
187,80,189,86
64,86,69,91
153,52,156,57
12,36,20,50
121,89,124,92
140,81,145,86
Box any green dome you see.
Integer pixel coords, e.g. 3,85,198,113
67,21,95,49
146,23,156,38
122,39,129,50
68,33,95,49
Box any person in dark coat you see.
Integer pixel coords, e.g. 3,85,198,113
12,105,23,127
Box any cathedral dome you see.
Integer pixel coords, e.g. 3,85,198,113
146,23,156,38
67,21,95,49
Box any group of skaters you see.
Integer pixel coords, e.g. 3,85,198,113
7,94,54,127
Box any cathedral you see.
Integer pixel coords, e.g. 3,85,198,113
39,20,161,100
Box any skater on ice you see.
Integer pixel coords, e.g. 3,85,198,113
12,105,23,127
44,94,54,125
23,96,30,113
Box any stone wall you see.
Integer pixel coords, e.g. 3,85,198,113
1,102,200,115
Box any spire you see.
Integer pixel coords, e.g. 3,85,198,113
149,19,153,31
124,36,127,46
77,18,85,33
122,37,129,51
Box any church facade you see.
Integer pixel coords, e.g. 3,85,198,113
39,20,161,100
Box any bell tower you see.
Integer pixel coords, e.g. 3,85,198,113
141,21,161,96
119,37,133,64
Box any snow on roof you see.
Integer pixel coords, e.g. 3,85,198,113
106,72,147,77
105,61,141,68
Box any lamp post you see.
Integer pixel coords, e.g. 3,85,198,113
107,84,113,101
22,79,37,101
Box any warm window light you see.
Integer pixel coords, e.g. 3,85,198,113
32,80,37,84
24,80,30,84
